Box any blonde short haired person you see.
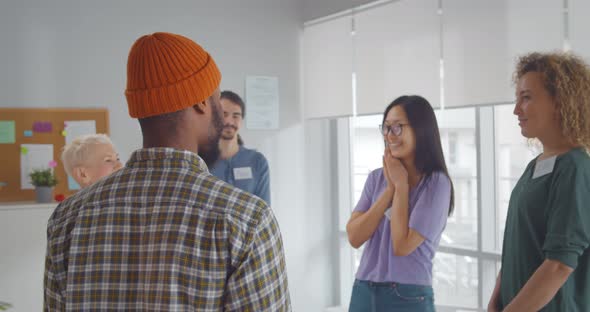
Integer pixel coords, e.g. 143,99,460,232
61,134,122,188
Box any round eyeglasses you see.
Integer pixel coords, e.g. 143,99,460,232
379,123,408,136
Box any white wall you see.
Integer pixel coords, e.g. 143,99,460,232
0,0,339,311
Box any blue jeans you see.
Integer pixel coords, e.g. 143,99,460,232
349,279,435,312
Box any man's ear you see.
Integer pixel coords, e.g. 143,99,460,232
193,101,208,114
73,167,90,187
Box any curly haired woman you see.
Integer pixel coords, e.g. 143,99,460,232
488,52,590,312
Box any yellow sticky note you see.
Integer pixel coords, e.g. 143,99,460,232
61,130,67,137
21,146,28,154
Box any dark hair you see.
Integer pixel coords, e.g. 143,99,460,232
382,95,455,215
221,90,245,117
221,90,245,146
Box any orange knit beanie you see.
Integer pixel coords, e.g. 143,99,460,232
125,32,222,118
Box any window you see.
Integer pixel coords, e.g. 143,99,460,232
433,253,478,308
448,132,458,165
436,109,477,251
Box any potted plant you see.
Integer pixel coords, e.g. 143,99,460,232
0,301,12,310
29,168,58,203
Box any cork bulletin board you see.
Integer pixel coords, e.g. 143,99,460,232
0,108,109,202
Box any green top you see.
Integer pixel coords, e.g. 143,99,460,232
500,147,590,311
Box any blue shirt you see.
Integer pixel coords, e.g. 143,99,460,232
211,146,271,204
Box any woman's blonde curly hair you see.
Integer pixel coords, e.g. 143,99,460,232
514,52,590,149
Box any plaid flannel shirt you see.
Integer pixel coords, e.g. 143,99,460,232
44,148,290,311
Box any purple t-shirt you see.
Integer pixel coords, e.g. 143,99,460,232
354,168,451,285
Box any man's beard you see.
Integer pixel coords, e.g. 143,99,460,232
199,103,224,168
220,126,237,141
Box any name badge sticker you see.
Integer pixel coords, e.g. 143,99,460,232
384,208,392,220
234,167,253,180
532,156,557,179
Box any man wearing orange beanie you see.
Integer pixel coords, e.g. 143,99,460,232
44,32,291,311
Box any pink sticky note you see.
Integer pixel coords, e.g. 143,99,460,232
33,121,53,133
49,160,58,168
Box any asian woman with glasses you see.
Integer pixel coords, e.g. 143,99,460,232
346,95,454,311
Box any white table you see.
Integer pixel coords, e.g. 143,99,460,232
0,202,57,312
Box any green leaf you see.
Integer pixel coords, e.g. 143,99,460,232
29,168,59,187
